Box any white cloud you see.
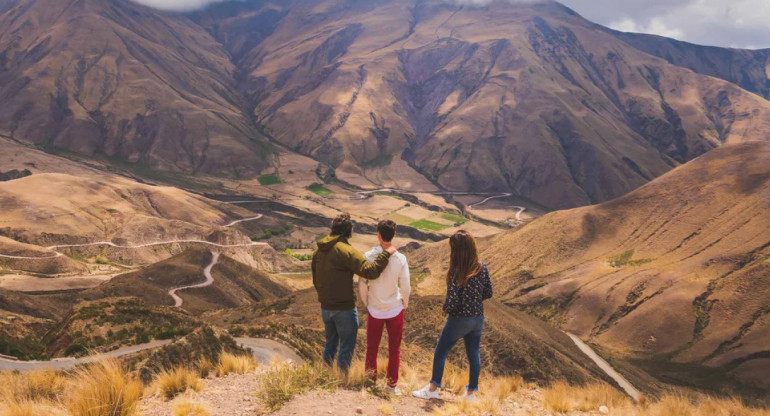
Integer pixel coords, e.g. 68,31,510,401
561,0,770,48
129,0,230,11
127,0,770,48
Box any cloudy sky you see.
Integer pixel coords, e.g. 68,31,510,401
130,0,770,49
559,0,770,49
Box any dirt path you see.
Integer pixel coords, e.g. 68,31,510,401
235,338,304,364
0,211,264,260
168,251,219,307
566,333,641,402
0,340,174,372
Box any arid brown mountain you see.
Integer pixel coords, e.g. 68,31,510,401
413,141,770,392
0,0,273,177
2,0,770,209
194,0,770,208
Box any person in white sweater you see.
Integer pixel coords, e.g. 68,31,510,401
359,219,411,395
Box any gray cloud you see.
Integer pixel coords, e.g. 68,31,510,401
559,0,770,49
129,0,769,49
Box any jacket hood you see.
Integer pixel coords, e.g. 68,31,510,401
317,234,347,251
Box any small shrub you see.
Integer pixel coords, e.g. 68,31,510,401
197,357,213,378
173,401,210,416
256,363,340,410
216,352,257,376
95,256,110,265
155,367,203,399
65,359,143,416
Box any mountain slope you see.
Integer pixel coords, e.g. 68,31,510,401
2,0,770,209
412,141,770,392
196,0,770,208
0,0,273,177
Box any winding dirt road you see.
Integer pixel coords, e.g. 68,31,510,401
0,214,265,260
169,251,219,307
0,337,304,372
566,333,641,402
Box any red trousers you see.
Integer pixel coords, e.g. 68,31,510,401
365,309,405,387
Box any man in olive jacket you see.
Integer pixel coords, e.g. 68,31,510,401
312,213,395,372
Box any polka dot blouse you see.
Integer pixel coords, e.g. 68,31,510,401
443,263,493,317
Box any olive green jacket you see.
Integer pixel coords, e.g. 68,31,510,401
311,234,391,310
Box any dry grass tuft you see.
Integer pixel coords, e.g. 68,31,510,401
172,400,210,416
630,394,770,416
481,374,524,402
155,367,204,399
215,352,257,376
544,382,632,413
256,363,341,410
196,357,212,379
432,396,501,416
377,404,394,415
65,359,143,416
0,370,66,404
1,400,68,416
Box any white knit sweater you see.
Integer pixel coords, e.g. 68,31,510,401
358,246,411,316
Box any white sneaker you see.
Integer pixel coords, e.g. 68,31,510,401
387,386,402,396
462,390,478,402
412,385,440,400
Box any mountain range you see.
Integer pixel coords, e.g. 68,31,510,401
2,0,769,209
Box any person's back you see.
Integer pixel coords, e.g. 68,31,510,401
311,213,395,372
359,220,410,394
362,246,410,315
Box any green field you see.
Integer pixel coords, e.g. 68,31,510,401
409,219,449,231
258,174,281,186
440,212,468,226
308,183,333,196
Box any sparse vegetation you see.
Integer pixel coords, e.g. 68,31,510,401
154,367,203,399
307,183,333,196
544,382,631,412
284,248,312,261
215,352,257,376
258,174,281,186
95,256,110,265
608,250,652,268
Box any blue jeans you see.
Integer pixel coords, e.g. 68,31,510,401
321,308,359,372
430,315,484,392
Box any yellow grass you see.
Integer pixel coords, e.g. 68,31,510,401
196,357,212,378
630,394,770,416
155,367,204,399
172,401,210,416
0,370,66,403
65,359,143,416
215,352,257,376
256,362,341,410
544,382,632,413
377,404,394,415
432,396,502,416
478,374,524,403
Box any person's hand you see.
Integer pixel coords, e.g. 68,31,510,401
386,246,397,255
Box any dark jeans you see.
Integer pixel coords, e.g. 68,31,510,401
321,308,359,372
430,315,484,392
